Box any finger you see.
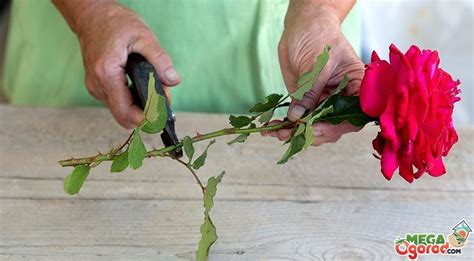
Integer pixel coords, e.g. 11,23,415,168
132,35,180,86
312,121,362,136
311,121,361,146
337,48,365,96
261,120,283,136
287,66,332,122
103,71,144,129
331,59,364,96
311,123,342,146
267,119,284,127
262,119,294,140
85,74,107,102
163,85,172,105
278,40,297,93
317,40,364,96
276,128,293,141
312,135,341,146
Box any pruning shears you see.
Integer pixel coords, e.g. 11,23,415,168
125,53,183,158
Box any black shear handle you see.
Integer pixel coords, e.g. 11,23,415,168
125,53,166,108
125,53,182,158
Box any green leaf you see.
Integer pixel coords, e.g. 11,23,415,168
227,133,249,145
320,96,375,127
294,123,306,137
192,140,216,170
300,110,313,123
306,73,358,124
143,72,160,122
183,136,194,164
313,94,337,114
128,128,147,169
141,94,167,134
249,93,283,113
277,134,305,164
110,151,129,173
258,109,274,124
331,95,359,114
197,171,225,261
282,123,305,146
324,112,374,127
309,75,350,115
332,75,349,96
304,106,334,149
229,115,253,128
291,45,331,100
63,165,90,195
140,72,167,134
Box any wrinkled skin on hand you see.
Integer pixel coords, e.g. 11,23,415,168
266,3,364,146
76,3,180,128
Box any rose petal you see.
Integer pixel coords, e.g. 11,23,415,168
428,158,446,177
414,168,426,179
406,101,419,142
379,94,400,151
422,50,440,80
395,68,410,129
371,50,381,62
360,60,395,117
390,44,415,129
398,156,414,183
405,45,422,62
414,69,429,123
380,144,399,180
389,44,404,74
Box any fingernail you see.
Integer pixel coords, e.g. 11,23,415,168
289,105,305,120
313,130,323,137
164,68,179,82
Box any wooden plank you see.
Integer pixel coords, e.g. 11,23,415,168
1,199,473,260
1,177,473,202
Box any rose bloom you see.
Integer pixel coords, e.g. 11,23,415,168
360,44,461,183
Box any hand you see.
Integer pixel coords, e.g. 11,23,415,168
271,1,363,145
62,2,180,128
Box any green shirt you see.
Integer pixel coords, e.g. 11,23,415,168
3,0,360,113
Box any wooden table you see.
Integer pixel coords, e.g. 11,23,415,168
1,105,473,260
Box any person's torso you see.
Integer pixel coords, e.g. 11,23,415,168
3,0,359,114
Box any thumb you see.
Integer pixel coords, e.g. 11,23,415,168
132,36,181,87
279,41,330,122
287,70,331,122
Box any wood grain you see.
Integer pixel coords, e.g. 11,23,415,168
1,105,473,260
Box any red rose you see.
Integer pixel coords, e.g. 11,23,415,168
360,44,461,183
